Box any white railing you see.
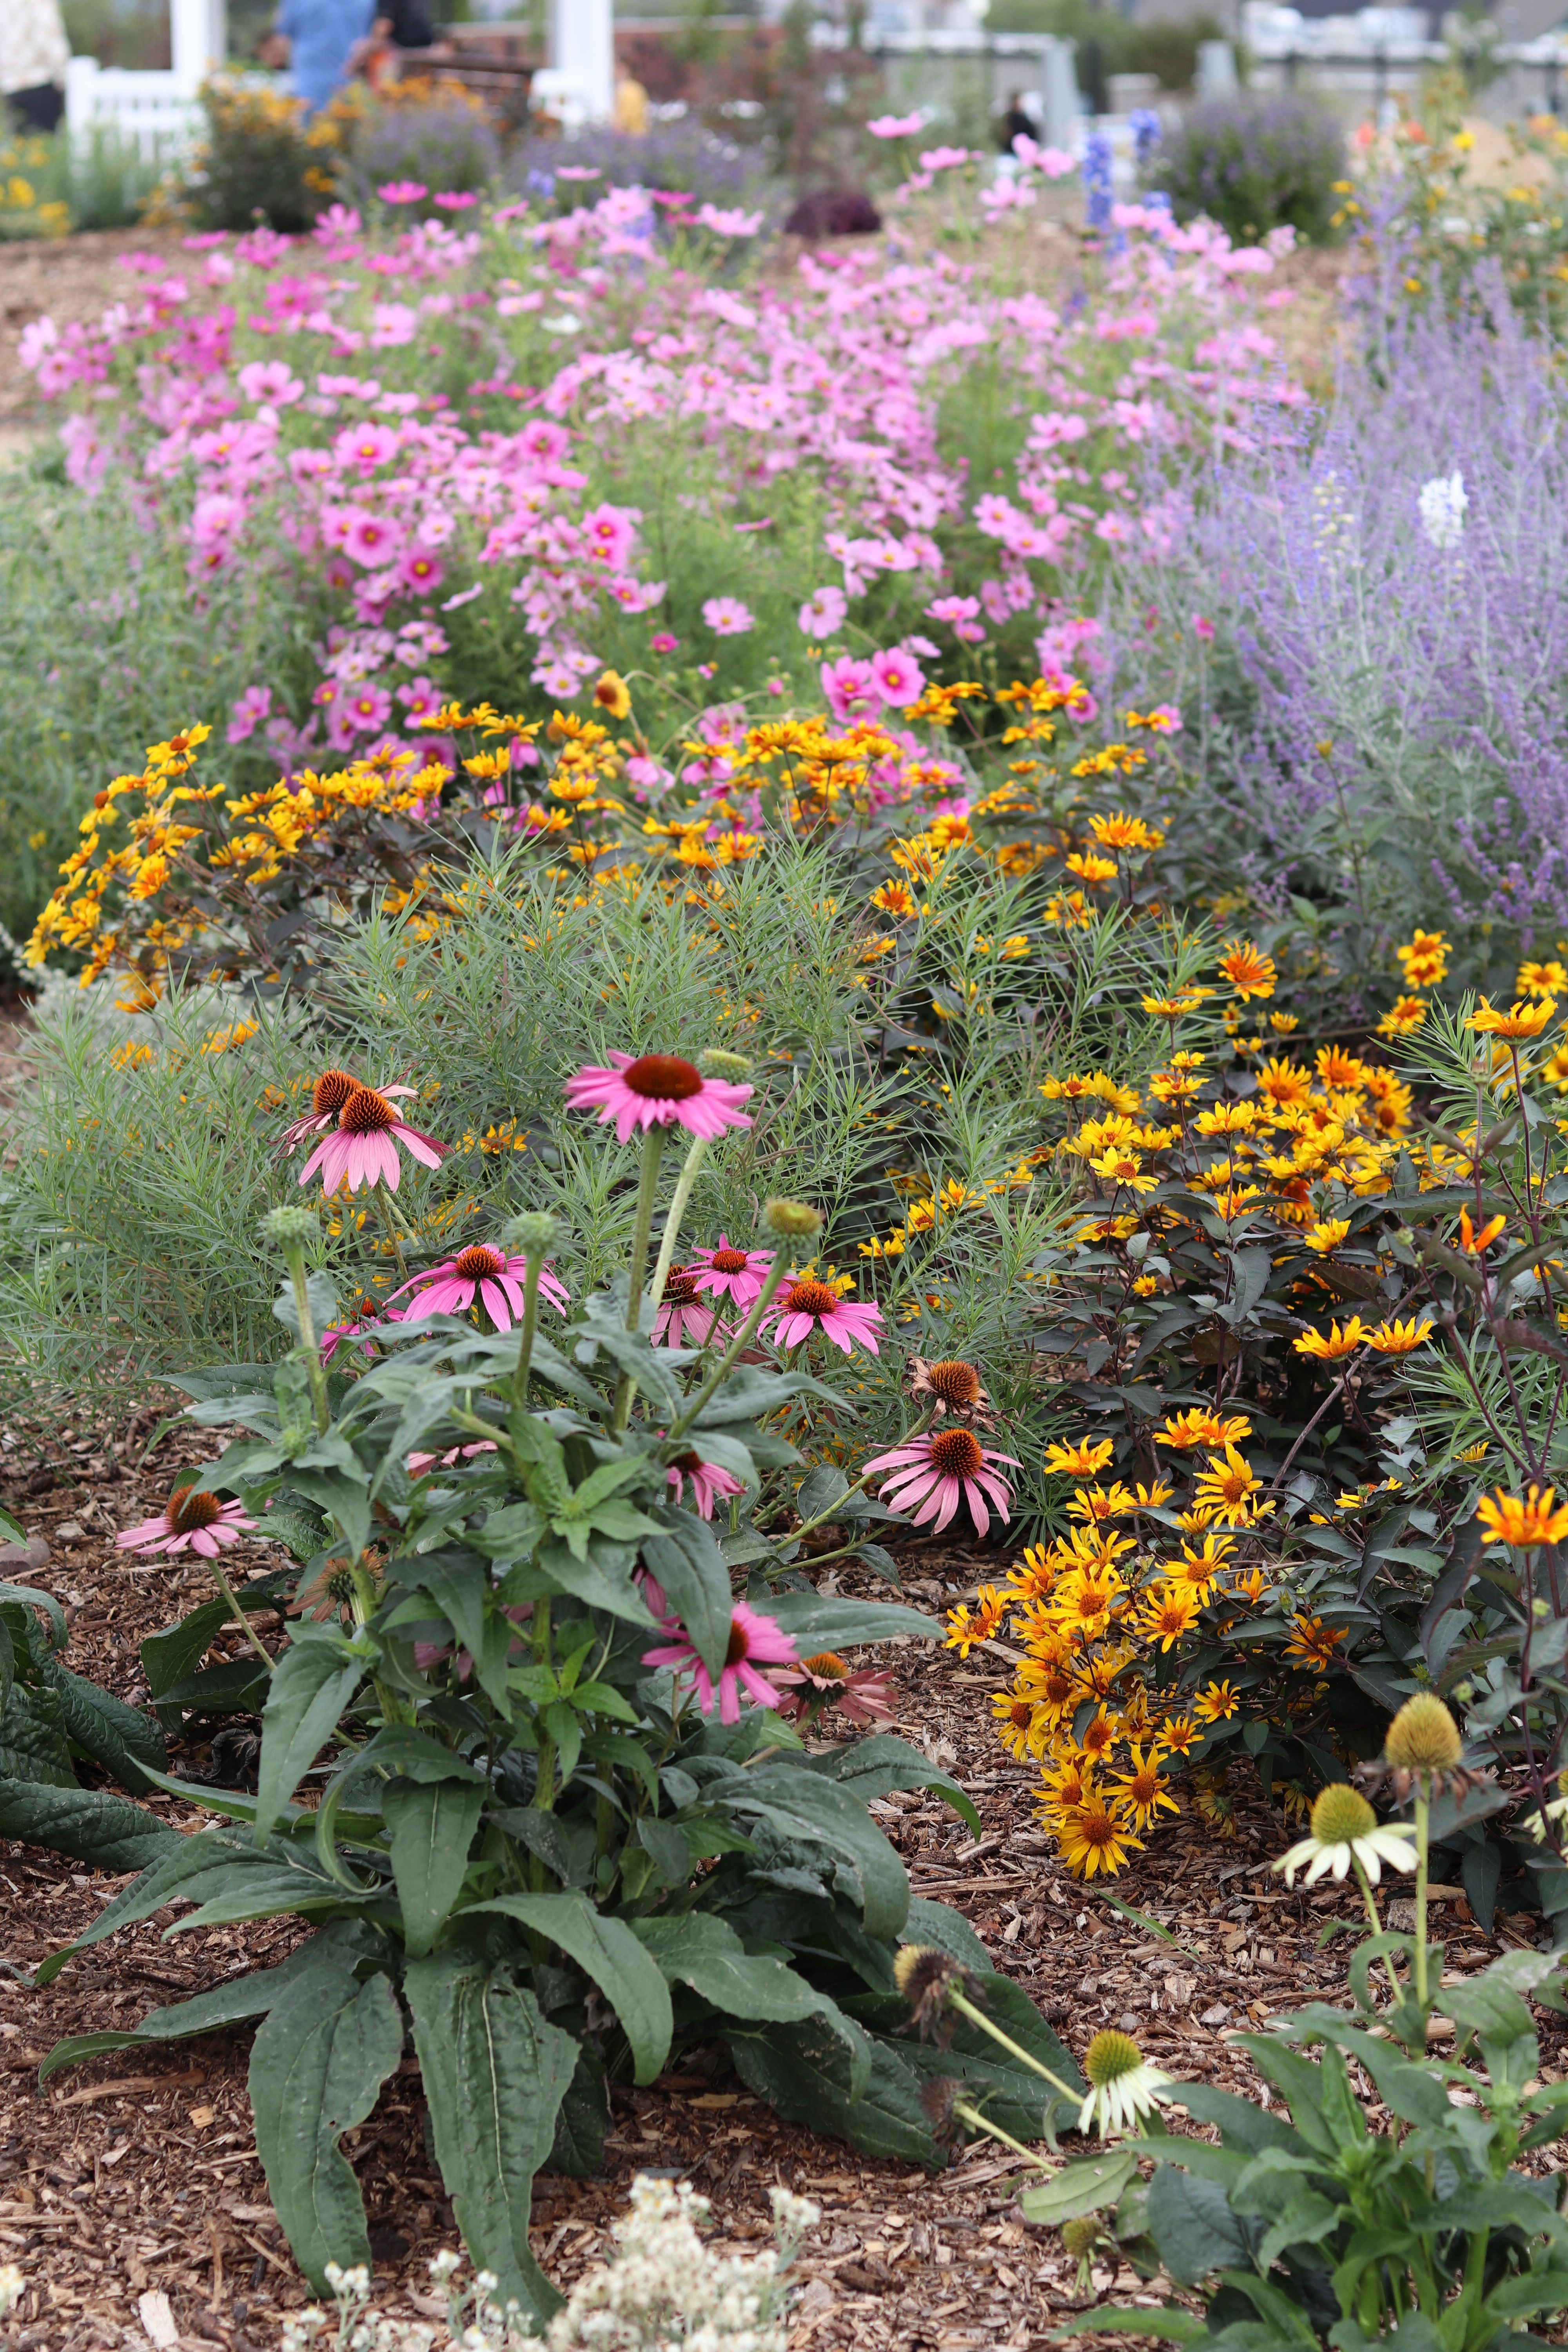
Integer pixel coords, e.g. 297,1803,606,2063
65,0,225,159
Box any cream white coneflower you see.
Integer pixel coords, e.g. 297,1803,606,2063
1275,1782,1418,1887
1078,2029,1172,2138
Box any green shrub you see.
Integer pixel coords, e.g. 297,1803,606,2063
1151,89,1345,243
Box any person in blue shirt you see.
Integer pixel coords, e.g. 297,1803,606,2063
260,0,375,114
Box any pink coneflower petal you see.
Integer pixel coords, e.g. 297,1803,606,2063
479,1278,511,1328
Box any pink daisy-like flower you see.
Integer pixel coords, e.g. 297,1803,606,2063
388,1242,569,1332
764,1276,884,1357
870,646,925,707
665,1447,745,1519
563,1051,753,1146
298,1084,448,1195
702,595,754,637
863,1426,1018,1539
689,1234,773,1310
770,1651,897,1730
276,1068,419,1157
642,1601,799,1724
653,1268,724,1348
116,1483,256,1559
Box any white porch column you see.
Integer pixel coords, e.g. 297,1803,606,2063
171,0,226,94
552,0,614,122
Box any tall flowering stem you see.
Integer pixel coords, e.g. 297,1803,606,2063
505,1211,560,1410
612,1125,670,1433
648,1134,709,1336
267,1205,329,1437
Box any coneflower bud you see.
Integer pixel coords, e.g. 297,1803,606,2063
1060,2215,1103,2262
263,1204,317,1250
697,1047,754,1080
764,1197,822,1238
503,1209,559,1256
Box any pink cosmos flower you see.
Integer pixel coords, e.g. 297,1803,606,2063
642,1600,799,1724
702,596,754,637
298,1083,448,1194
378,181,428,204
764,1277,884,1357
653,1268,724,1348
867,112,925,138
563,1051,753,1146
689,1234,772,1309
665,1447,745,1519
870,646,925,707
863,1426,1018,1539
650,632,679,655
798,585,847,639
820,655,879,724
1192,615,1215,641
770,1653,897,1729
227,684,272,744
433,191,479,211
116,1484,256,1558
388,1242,569,1332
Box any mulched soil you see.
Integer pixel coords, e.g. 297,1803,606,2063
0,1416,1563,2351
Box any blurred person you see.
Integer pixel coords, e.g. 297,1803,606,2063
998,94,1037,154
614,70,649,136
260,0,375,113
1,0,69,135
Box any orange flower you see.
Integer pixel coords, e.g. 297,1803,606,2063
1293,1318,1367,1359
1396,929,1448,989
1476,1486,1568,1548
1218,939,1277,1000
1194,1679,1241,1722
1156,1407,1254,1451
1367,1318,1433,1354
1468,997,1557,1039
1283,1613,1346,1670
1457,1207,1507,1254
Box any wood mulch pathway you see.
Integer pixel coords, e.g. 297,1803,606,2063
0,1411,1562,2350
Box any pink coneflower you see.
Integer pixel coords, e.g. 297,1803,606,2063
764,1277,883,1357
665,1447,745,1518
642,1601,799,1723
770,1651,897,1729
298,1084,448,1195
653,1268,724,1347
689,1234,773,1310
116,1484,256,1559
563,1051,753,1146
407,1440,498,1478
321,1294,404,1362
276,1068,421,1156
863,1426,1018,1539
388,1243,568,1332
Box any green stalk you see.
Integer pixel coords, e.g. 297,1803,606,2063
372,1182,408,1281
951,2096,1052,2171
948,1987,1081,2107
283,1240,330,1437
611,1126,669,1433
647,1132,708,1325
211,1556,274,1674
668,1252,794,1441
1413,1789,1430,2013
1352,1856,1402,2001
511,1250,548,1409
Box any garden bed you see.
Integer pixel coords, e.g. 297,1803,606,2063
0,1413,1557,2351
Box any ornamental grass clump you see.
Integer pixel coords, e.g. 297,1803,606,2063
24,1038,1080,2312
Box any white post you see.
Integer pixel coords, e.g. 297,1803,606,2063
1042,35,1079,144
171,0,224,94
65,52,102,136
552,0,614,122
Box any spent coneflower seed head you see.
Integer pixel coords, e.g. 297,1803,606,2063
764,1197,823,1238
1060,2216,1103,2261
1383,1693,1462,1773
893,1943,970,2039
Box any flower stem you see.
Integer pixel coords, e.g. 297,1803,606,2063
611,1126,669,1434
951,2096,1052,2171
372,1183,408,1281
648,1133,707,1324
283,1246,331,1438
668,1254,793,1441
948,1987,1080,2106
1413,1789,1430,2013
1351,1856,1401,2000
211,1557,273,1673
511,1250,548,1410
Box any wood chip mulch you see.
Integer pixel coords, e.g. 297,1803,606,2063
0,1416,1563,2351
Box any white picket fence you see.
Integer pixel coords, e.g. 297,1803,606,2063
65,0,226,160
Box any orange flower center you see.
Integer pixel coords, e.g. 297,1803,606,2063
802,1651,849,1679
672,1449,705,1474
623,1054,703,1100
1076,1806,1118,1848
312,1067,358,1118
711,1247,750,1273
926,1357,982,1406
724,1614,752,1668
661,1269,700,1304
783,1278,839,1318
929,1427,984,1479
452,1245,505,1279
339,1086,397,1134
168,1485,223,1532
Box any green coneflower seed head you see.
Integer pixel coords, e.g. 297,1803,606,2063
1383,1692,1462,1773
764,1197,823,1238
1060,2216,1103,2260
263,1204,317,1249
503,1210,558,1256
1082,2028,1143,2090
697,1047,753,1079
1310,1782,1376,1845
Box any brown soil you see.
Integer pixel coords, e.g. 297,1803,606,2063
0,1414,1560,2350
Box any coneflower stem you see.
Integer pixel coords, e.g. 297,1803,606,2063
282,1239,330,1437
1413,1789,1430,2012
211,1559,273,1673
511,1251,546,1408
372,1184,408,1281
611,1127,669,1433
948,1988,1080,2106
668,1254,793,1441
952,2097,1052,2171
648,1134,707,1324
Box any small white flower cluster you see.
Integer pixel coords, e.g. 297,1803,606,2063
1418,470,1468,551
279,2178,820,2352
